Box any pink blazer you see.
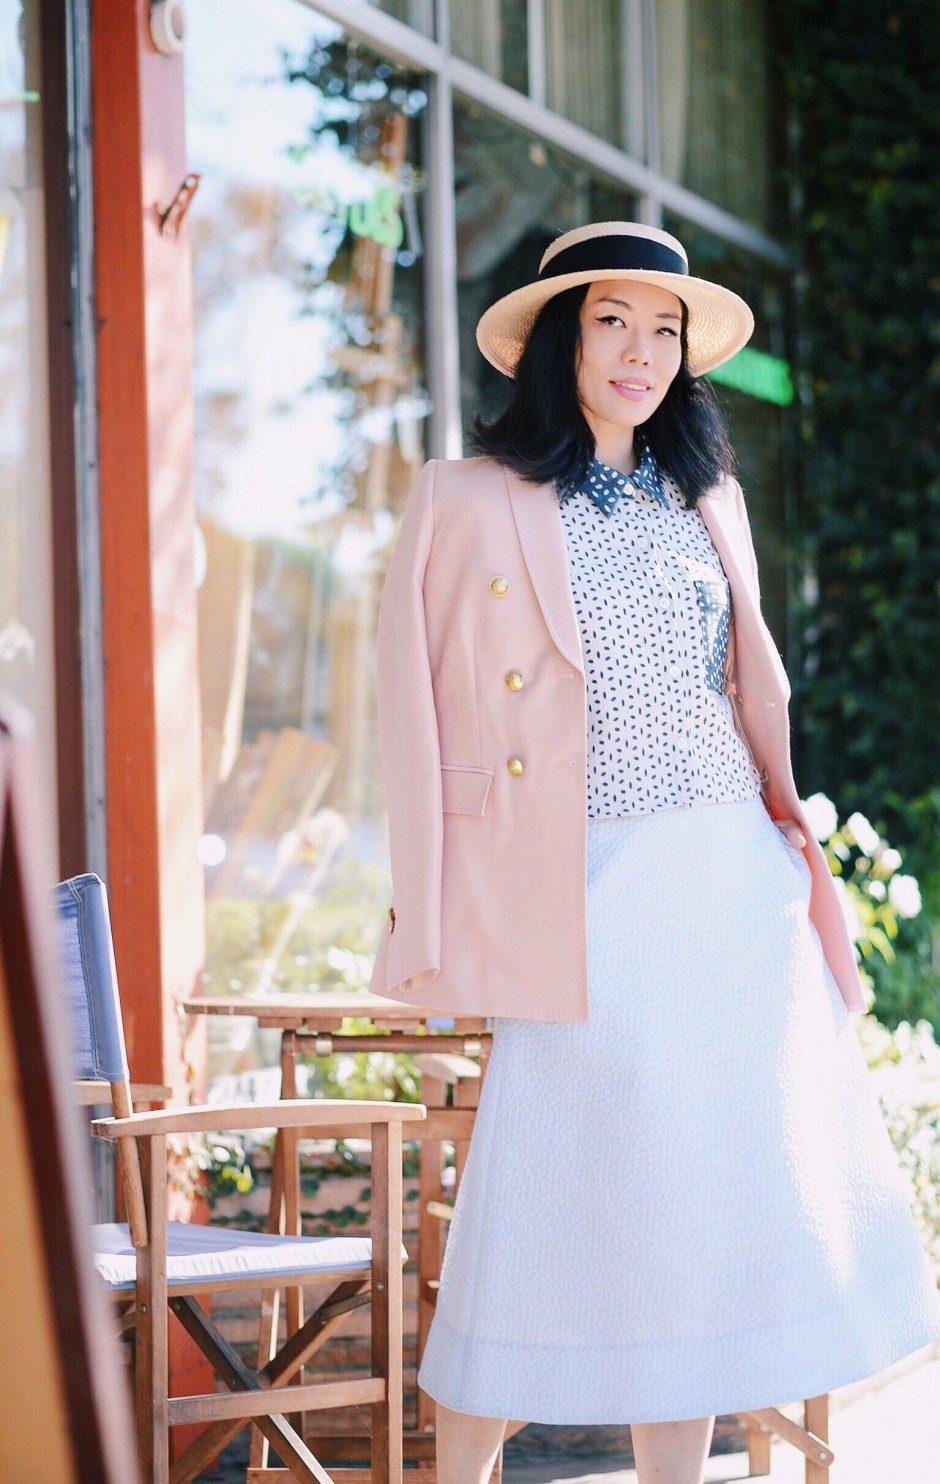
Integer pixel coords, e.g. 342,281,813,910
370,456,865,1020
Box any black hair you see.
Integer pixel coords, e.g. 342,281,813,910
470,283,736,507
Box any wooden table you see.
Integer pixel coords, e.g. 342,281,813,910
183,992,493,1465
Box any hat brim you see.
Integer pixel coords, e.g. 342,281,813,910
475,268,754,379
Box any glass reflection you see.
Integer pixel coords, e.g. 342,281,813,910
450,0,528,94
664,212,790,642
656,0,780,234
363,0,435,37
454,95,637,434
187,1,427,1070
0,0,57,827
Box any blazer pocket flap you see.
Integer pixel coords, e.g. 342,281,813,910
441,765,493,816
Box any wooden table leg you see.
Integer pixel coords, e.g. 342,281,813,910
249,1031,303,1470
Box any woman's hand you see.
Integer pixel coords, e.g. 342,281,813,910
775,817,807,848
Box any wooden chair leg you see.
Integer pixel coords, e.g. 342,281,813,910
140,1136,170,1484
746,1419,772,1475
804,1394,830,1483
371,1119,404,1484
416,1073,446,1435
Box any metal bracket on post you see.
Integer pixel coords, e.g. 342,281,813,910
157,172,201,239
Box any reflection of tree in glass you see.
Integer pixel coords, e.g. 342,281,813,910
191,34,427,534
189,25,431,1076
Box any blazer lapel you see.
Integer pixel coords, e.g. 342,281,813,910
505,466,585,674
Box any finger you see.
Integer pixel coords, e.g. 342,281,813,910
776,819,807,848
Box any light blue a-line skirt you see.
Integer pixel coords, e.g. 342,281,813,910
418,797,940,1423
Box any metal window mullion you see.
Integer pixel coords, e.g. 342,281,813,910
636,0,661,224
621,0,644,159
67,0,108,880
526,0,547,106
425,57,462,458
641,0,660,178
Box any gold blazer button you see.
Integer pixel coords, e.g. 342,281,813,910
507,757,525,777
387,906,396,933
489,575,510,596
505,670,525,691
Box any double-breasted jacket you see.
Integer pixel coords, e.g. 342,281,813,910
369,456,865,1021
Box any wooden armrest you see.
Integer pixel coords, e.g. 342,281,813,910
73,1080,172,1107
426,1200,454,1223
412,1051,481,1084
92,1099,427,1140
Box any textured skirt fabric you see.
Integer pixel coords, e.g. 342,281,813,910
418,798,940,1423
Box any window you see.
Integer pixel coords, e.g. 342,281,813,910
0,0,57,840
187,1,428,1068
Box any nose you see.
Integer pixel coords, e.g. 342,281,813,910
621,327,652,364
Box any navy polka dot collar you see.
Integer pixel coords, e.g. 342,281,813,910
560,448,669,515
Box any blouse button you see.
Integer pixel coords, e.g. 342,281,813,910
669,664,680,680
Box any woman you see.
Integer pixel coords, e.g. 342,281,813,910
371,223,940,1484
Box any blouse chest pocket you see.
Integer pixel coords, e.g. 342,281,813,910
693,577,732,693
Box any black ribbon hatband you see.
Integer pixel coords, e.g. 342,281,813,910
540,234,686,280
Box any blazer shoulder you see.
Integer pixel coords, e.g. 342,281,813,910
700,471,742,509
428,455,512,511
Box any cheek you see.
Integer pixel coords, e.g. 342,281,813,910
660,339,683,376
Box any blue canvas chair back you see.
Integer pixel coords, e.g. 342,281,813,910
54,873,129,1085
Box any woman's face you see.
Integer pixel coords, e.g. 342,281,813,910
576,278,684,452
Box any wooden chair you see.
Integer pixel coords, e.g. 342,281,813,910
739,1400,832,1480
55,871,425,1484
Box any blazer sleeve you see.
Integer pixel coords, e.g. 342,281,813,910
372,459,443,997
731,476,762,604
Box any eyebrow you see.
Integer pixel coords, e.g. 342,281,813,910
596,295,682,321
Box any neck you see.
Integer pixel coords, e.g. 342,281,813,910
585,417,639,476
593,440,639,476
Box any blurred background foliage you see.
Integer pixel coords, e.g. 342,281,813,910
778,0,940,1031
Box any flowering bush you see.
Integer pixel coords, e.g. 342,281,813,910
802,795,940,1268
856,1016,940,1269
802,793,922,975
168,1132,255,1207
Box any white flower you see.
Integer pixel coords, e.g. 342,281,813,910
832,876,864,942
802,792,838,842
868,879,887,900
847,811,881,856
888,874,922,919
880,847,903,872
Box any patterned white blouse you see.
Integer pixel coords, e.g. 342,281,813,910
558,451,762,817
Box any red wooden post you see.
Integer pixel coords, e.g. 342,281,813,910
92,0,209,1455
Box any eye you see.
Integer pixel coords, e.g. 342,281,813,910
597,314,625,328
657,325,679,337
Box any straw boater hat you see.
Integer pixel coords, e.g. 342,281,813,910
476,221,754,379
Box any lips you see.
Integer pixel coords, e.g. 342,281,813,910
611,378,652,401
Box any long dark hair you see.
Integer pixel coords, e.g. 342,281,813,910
470,284,735,507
